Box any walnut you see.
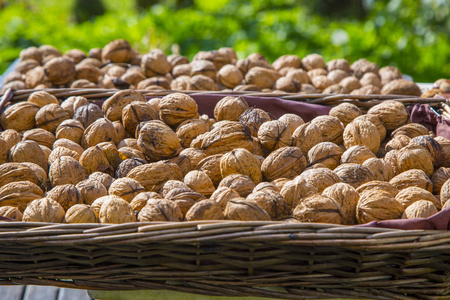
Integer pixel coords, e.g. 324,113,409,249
216,65,243,88
101,39,132,63
20,46,42,62
292,122,322,155
274,77,301,92
239,108,271,137
334,163,376,188
137,198,183,222
75,64,100,83
158,93,199,128
44,57,75,85
297,168,341,193
108,177,145,202
81,118,118,149
359,72,382,88
7,140,46,174
0,163,41,189
0,138,7,164
218,174,255,197
118,138,139,150
236,53,272,74
224,198,271,221
45,184,83,210
327,70,349,84
322,183,359,225
114,158,145,178
440,179,450,207
391,124,428,140
1,102,40,132
61,96,88,117
102,90,145,122
176,118,211,148
409,135,444,168
322,84,349,94
277,114,304,134
367,100,408,131
311,75,334,91
89,172,114,190
129,191,162,211
71,103,102,130
164,153,193,177
23,198,65,223
34,104,70,134
351,59,378,79
0,206,23,221
48,147,80,164
0,181,44,212
257,120,292,152
310,115,344,145
213,96,249,122
121,102,157,136
49,156,87,187
201,121,254,156
431,167,450,195
293,194,342,224
307,142,343,170
261,146,306,181
272,55,301,70
64,204,97,223
245,67,281,89
362,157,394,181
397,145,434,177
0,130,22,151
73,179,107,206
378,66,402,85
279,177,318,208
99,196,136,224
219,148,262,184
165,187,205,216
326,58,350,73
381,79,421,96
55,120,84,144
136,121,179,162
127,161,182,192
435,136,450,168
189,74,218,91
343,117,380,154
357,189,403,224
118,146,146,161
27,91,58,108
328,103,361,127
196,154,223,186
285,69,310,84
160,180,188,197
402,200,438,219
386,134,411,152
340,145,375,165
390,169,433,193
395,186,440,209
183,170,215,196
79,145,114,175
246,189,290,220
356,180,399,197
185,199,224,221
300,53,324,70
209,187,239,209
190,59,216,80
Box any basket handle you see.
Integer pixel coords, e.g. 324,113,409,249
0,88,13,113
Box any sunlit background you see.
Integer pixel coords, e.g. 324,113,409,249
0,0,449,82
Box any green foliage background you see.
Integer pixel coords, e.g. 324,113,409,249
0,0,449,82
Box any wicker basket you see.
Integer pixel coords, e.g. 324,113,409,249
0,88,449,300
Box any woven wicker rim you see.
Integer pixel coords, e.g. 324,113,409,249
0,88,447,113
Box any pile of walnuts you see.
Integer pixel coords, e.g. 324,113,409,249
2,39,424,96
0,90,449,225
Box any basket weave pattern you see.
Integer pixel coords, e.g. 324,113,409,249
0,221,449,299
